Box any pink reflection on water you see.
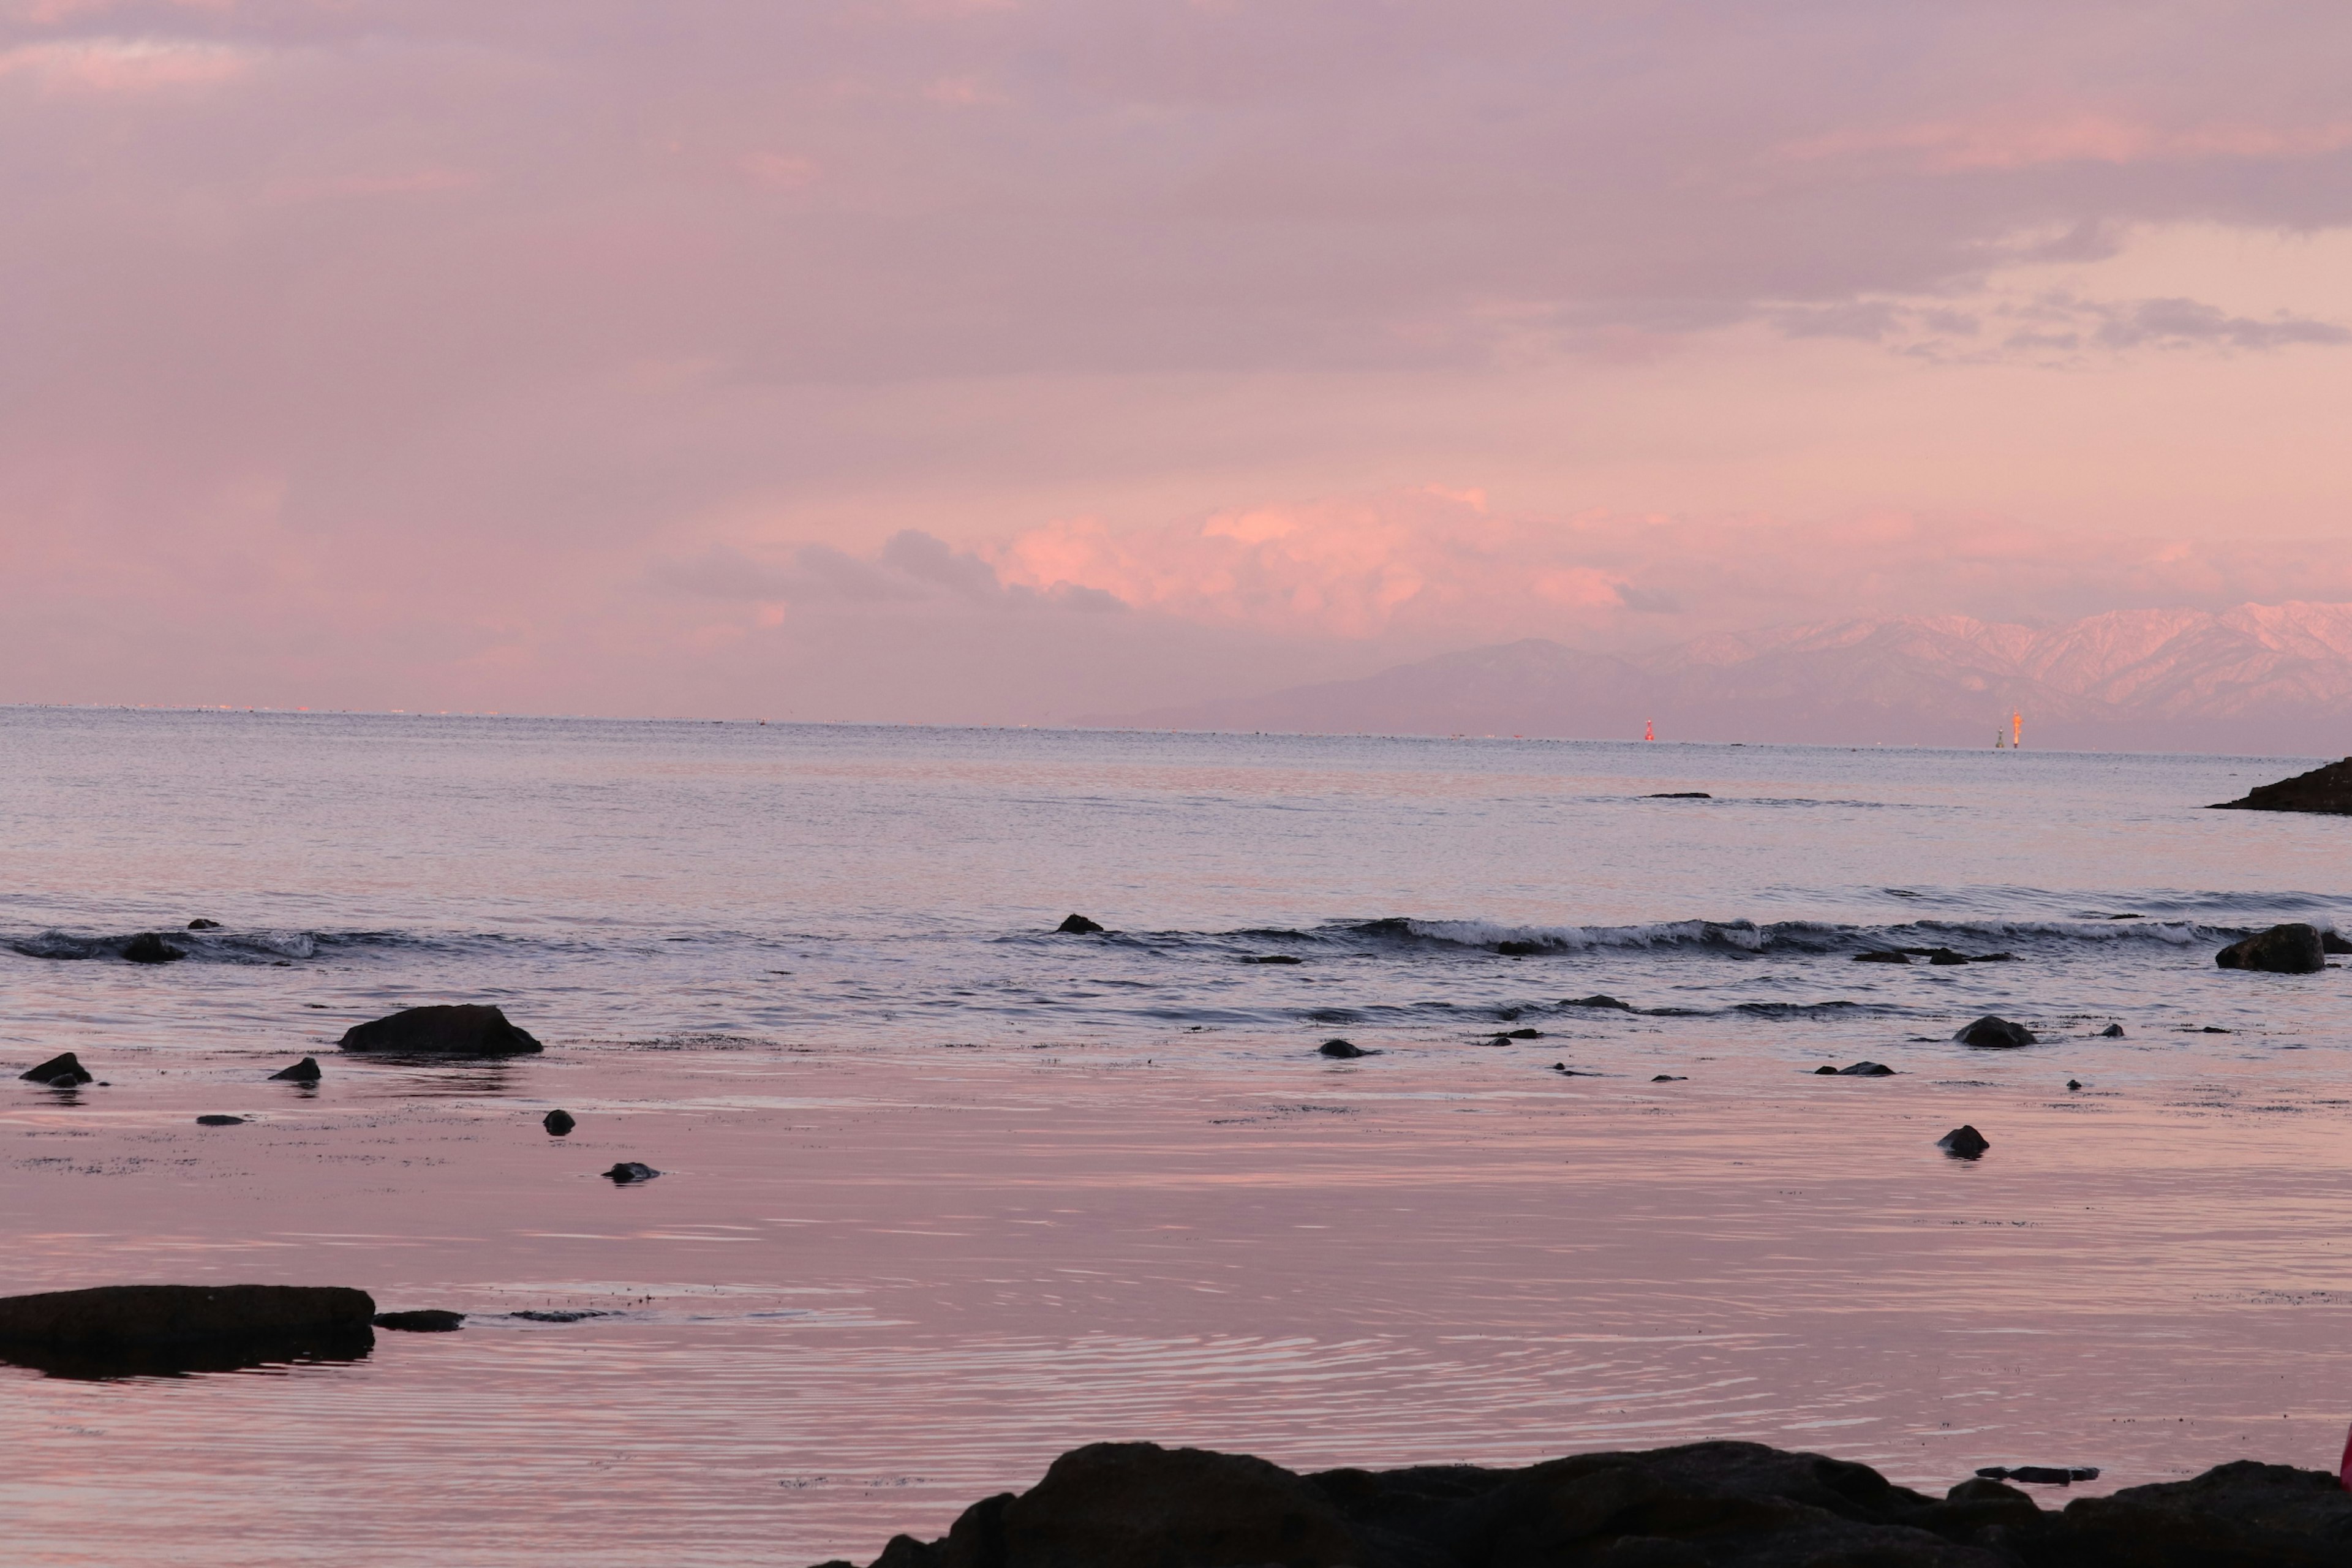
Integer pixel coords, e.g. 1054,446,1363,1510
4,1041,2351,1564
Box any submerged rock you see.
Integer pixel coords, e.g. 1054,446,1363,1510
1835,1061,1896,1076
818,1438,2352,1568
1648,791,1712,798
1956,1015,2036,1048
1243,954,1303,965
1054,914,1105,935
1494,940,1544,957
1855,949,1911,963
268,1057,321,1082
2100,1023,2126,1038
604,1162,660,1183
338,1003,543,1055
122,933,184,964
543,1109,577,1136
1937,1125,1991,1158
194,1115,246,1126
2325,931,2352,955
373,1310,464,1332
186,918,222,930
1317,1039,1370,1059
1495,1027,1542,1039
19,1052,93,1086
2215,923,2325,974
1650,1073,1686,1082
2209,756,2352,814
1564,994,1635,1011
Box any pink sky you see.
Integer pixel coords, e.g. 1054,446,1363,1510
5,1,2352,722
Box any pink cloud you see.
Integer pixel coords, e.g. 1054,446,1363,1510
1780,111,2352,173
0,35,251,94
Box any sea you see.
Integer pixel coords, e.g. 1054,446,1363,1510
4,707,2349,1564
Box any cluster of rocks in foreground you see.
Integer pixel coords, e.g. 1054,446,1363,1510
820,1439,2351,1568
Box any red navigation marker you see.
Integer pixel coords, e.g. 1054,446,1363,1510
1644,719,1654,741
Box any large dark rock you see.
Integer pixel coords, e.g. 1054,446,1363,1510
1956,1016,2037,1048
2214,924,2326,974
1318,1039,1371,1058
19,1052,92,1085
337,1003,543,1055
268,1057,321,1082
544,1109,577,1136
1054,914,1105,935
2209,757,2352,815
820,1440,2352,1568
122,933,184,964
605,1161,660,1183
0,1283,375,1377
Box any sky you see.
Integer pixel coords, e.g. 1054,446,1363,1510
5,1,2352,723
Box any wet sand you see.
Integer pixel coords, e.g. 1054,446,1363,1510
6,1036,2350,1566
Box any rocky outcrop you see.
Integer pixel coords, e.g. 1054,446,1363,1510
1055,914,1105,935
268,1057,322,1082
2215,924,2326,974
2210,756,2352,814
122,933,184,964
1317,1039,1371,1058
815,1439,2352,1568
1956,1016,2036,1048
0,1283,375,1377
337,1003,543,1055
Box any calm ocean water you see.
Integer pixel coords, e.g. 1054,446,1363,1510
2,707,2346,1061
6,708,2351,1566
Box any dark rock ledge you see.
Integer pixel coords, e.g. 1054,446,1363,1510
0,1283,376,1379
2210,757,2352,815
810,1438,2352,1568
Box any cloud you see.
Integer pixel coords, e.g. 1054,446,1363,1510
0,35,249,93
653,532,1126,614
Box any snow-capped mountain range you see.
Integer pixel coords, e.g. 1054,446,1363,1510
1106,602,2352,753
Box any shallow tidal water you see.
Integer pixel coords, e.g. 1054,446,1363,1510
2,709,2350,1564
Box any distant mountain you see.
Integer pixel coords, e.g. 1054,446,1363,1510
1100,602,2352,753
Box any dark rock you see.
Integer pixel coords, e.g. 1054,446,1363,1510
1973,951,2017,962
1855,949,1911,963
1565,995,1635,1011
1814,1065,1839,1074
2040,1458,2352,1567
0,1283,374,1354
1977,1465,2098,1485
20,1052,92,1085
2199,1025,2233,1034
122,933,184,964
195,1114,246,1126
1925,949,1970,966
510,1310,612,1322
2215,923,2326,974
1494,940,1543,957
1937,1125,1991,1158
338,1003,543,1055
2324,931,2352,955
1550,1063,1587,1075
1054,914,1105,935
1648,791,1712,799
1318,1039,1371,1058
1955,1015,2036,1048
373,1310,464,1332
187,918,222,930
2209,756,2352,814
1498,1028,1541,1039
824,1437,2352,1568
604,1162,659,1183
1245,954,1304,965
544,1109,576,1136
2068,1079,2082,1091
1836,1061,1896,1076
2100,1023,2126,1038
268,1057,321,1082
1651,1074,1686,1082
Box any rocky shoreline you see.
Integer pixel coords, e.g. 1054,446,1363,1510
815,1438,2352,1568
